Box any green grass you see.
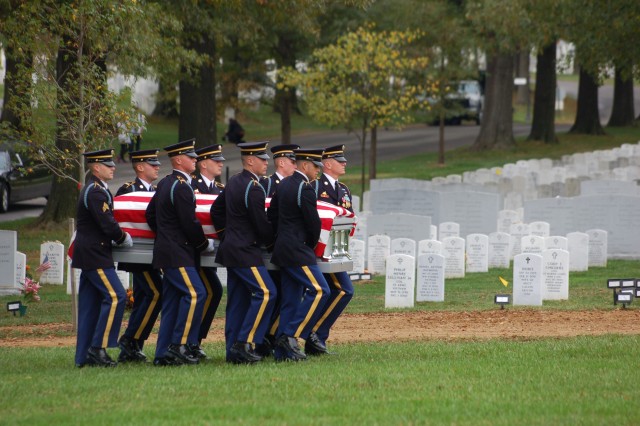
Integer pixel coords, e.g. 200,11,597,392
0,335,638,424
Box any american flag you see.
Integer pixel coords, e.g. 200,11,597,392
36,254,52,273
113,192,357,259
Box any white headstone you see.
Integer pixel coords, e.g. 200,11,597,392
529,221,550,237
442,236,465,278
351,195,361,213
368,213,432,241
521,235,545,255
39,241,65,285
513,253,543,306
430,225,438,240
488,232,511,268
542,249,570,300
367,234,391,275
510,223,530,258
567,232,589,272
416,254,445,302
465,234,489,273
350,239,366,274
0,230,19,294
384,254,415,308
545,236,568,251
439,222,460,240
217,267,228,287
418,239,443,256
497,209,520,234
352,211,369,242
15,252,26,288
390,238,416,258
586,229,608,267
115,268,130,290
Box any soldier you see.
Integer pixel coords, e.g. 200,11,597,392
307,144,355,355
115,149,163,363
255,143,300,357
73,149,133,367
267,148,330,362
189,144,226,358
145,139,215,366
210,141,277,364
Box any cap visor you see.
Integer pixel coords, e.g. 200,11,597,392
185,152,198,158
312,160,324,168
256,153,270,160
147,160,161,166
334,156,347,162
103,160,116,167
213,156,225,161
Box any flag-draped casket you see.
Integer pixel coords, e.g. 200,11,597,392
111,192,356,272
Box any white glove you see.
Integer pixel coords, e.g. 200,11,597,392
119,232,133,248
203,238,215,254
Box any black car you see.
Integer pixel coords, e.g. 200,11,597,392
0,142,52,212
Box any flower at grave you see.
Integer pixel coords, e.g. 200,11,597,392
126,288,134,310
21,277,42,304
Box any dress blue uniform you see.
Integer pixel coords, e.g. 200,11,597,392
308,145,355,352
268,148,330,361
190,144,225,353
115,149,163,362
73,149,129,367
145,140,210,365
210,142,277,364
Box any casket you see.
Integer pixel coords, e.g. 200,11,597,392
111,192,356,273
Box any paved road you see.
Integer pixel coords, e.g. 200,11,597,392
2,79,638,222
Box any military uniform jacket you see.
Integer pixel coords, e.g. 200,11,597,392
314,173,353,212
260,173,281,198
116,177,155,273
267,171,321,267
72,175,126,270
145,170,209,269
211,169,273,267
191,173,224,195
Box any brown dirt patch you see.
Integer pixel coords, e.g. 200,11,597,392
1,309,639,348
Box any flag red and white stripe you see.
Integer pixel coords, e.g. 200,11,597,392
36,254,52,273
112,192,356,259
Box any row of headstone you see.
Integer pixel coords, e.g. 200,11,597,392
0,231,66,295
384,247,571,308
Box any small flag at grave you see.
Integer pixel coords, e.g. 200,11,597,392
499,276,509,287
36,254,52,273
67,231,76,259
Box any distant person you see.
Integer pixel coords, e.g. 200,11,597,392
117,121,130,163
223,118,245,145
130,111,147,153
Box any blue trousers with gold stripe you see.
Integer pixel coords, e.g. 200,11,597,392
225,266,276,356
278,265,330,339
75,268,126,365
154,267,206,358
198,267,223,341
304,271,354,344
122,270,163,348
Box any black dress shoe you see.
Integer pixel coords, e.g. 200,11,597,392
188,343,207,359
153,356,183,366
305,332,328,356
227,342,262,364
274,335,307,362
87,347,117,367
254,334,275,357
167,344,199,365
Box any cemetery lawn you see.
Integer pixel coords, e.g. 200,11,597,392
0,335,638,424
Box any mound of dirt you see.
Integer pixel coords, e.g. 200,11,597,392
1,309,639,348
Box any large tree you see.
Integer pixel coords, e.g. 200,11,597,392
4,0,185,223
281,26,428,193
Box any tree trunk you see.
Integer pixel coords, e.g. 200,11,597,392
515,50,530,106
528,42,557,143
38,42,82,224
369,125,377,181
438,114,445,165
275,35,297,145
360,123,367,196
179,35,217,148
472,53,515,150
569,68,605,135
152,79,178,118
607,66,635,127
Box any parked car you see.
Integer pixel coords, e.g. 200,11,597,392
0,142,52,212
428,80,484,125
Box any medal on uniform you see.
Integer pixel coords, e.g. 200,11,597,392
320,191,329,198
